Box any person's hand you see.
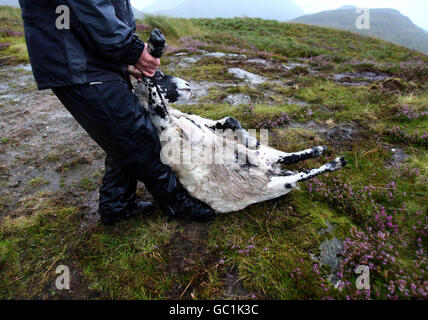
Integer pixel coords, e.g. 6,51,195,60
134,44,160,78
127,65,142,82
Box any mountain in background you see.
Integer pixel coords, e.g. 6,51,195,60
132,7,144,19
143,0,187,13
149,0,303,21
0,0,145,19
291,7,428,54
336,5,356,10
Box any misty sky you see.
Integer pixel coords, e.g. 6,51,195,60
130,0,428,30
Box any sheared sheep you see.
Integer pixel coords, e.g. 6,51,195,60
134,71,347,213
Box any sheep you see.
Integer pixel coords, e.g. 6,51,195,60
134,71,347,213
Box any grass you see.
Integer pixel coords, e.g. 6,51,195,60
140,15,207,46
0,7,427,300
28,177,50,188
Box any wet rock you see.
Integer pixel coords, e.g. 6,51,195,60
282,62,309,71
389,148,409,167
182,57,199,64
205,52,247,59
247,58,272,67
318,222,334,236
319,238,344,286
333,72,388,86
228,68,267,85
310,222,344,287
284,97,309,107
177,56,201,67
223,94,251,106
173,81,232,105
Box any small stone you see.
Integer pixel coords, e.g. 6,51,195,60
247,59,272,67
223,94,251,106
283,62,308,70
228,68,267,85
389,148,409,166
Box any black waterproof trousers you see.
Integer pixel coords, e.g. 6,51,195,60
52,79,182,220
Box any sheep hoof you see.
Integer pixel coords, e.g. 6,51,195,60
328,157,347,171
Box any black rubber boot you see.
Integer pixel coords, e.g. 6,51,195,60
162,190,216,223
123,201,156,220
101,201,156,226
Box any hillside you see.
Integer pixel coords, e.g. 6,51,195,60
292,7,428,55
152,0,303,21
1,6,427,300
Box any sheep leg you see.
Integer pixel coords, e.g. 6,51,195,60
276,146,327,165
267,157,347,194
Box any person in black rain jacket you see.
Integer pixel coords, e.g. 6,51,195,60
18,0,215,225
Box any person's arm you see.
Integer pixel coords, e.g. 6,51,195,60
67,0,159,76
67,0,143,65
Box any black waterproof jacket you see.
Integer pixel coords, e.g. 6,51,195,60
19,0,145,89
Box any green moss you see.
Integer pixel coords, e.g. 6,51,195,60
0,36,29,65
80,177,97,192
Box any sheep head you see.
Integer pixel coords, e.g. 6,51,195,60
134,70,191,105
